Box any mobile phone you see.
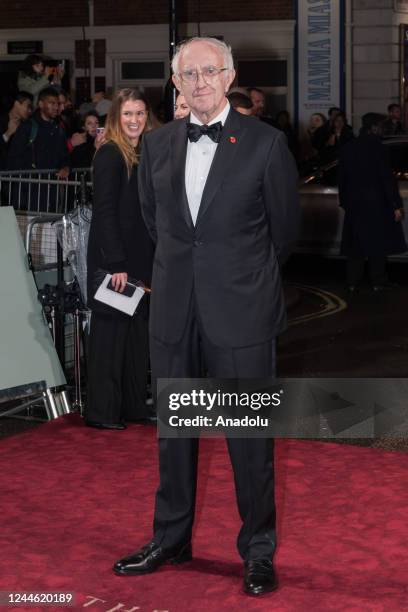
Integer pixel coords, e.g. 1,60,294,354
107,278,136,298
96,127,105,135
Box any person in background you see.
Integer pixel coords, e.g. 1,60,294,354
56,90,70,143
328,106,341,119
227,91,253,115
174,93,190,119
247,87,274,126
17,54,63,107
57,90,67,118
320,111,354,164
247,87,265,117
382,103,405,137
6,87,69,211
64,92,74,114
309,112,326,133
308,112,326,147
300,112,326,163
92,90,112,126
312,106,342,155
70,111,99,168
339,112,406,292
0,91,33,169
7,87,69,179
78,98,95,118
85,89,156,429
57,90,79,137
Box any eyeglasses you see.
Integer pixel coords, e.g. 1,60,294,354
178,66,229,84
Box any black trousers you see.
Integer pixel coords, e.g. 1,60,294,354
86,312,150,423
347,255,387,286
150,305,277,561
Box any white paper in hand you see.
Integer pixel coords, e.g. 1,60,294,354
94,274,145,316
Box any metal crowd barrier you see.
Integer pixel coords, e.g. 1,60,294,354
1,169,92,372
22,213,88,415
0,168,92,215
0,170,92,420
15,213,80,375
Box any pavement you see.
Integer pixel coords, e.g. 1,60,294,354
282,255,408,378
281,255,408,451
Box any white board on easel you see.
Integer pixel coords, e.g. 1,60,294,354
0,207,66,399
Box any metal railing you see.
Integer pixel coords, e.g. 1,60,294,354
0,171,92,415
0,168,92,215
5,166,93,371
18,213,85,374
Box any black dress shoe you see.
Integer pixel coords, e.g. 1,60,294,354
85,421,126,430
243,559,278,596
113,541,192,575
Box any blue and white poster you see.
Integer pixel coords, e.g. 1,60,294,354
296,0,345,128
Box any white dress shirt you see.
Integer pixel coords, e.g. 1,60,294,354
185,102,231,225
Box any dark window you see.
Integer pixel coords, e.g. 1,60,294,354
75,40,89,70
237,60,287,88
94,39,106,69
75,77,91,105
121,62,165,80
94,76,106,94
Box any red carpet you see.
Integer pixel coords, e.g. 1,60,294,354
1,415,408,611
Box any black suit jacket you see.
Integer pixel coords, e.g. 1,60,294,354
139,108,300,347
339,134,406,257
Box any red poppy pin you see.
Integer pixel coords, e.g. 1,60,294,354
229,136,237,144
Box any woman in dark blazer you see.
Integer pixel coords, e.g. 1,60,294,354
339,113,406,290
85,89,156,429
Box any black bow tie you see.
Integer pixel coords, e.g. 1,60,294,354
187,121,223,143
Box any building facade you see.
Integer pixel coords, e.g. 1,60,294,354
1,1,407,130
352,0,408,127
0,0,295,119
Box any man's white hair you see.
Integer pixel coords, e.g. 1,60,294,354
172,37,234,75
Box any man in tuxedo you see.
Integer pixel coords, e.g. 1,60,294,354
114,37,299,596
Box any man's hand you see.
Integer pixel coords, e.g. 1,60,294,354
111,272,128,293
56,166,70,180
71,132,87,147
394,208,404,222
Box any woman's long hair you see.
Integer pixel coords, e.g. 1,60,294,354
104,88,159,175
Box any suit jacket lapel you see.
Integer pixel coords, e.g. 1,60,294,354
195,109,244,226
170,118,193,228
